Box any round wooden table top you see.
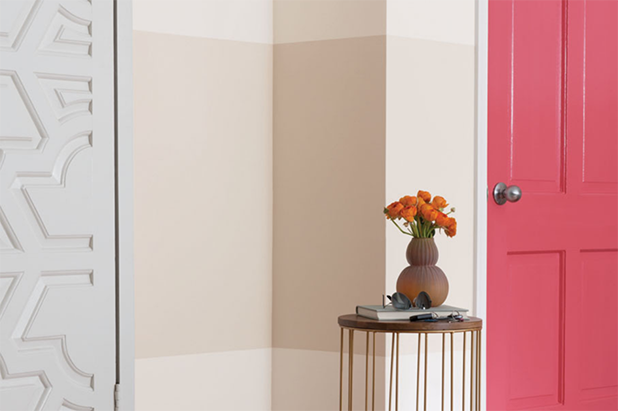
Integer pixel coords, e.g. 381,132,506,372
338,314,483,332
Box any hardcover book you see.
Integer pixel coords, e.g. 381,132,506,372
356,304,469,321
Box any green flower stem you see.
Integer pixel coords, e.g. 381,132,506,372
415,215,424,238
408,220,417,237
391,220,413,236
412,221,420,237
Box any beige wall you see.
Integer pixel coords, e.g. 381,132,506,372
273,35,386,352
272,32,388,409
272,1,476,409
134,31,273,357
132,1,273,409
133,0,273,44
133,1,476,409
274,0,386,44
385,36,476,314
385,0,476,332
387,0,475,45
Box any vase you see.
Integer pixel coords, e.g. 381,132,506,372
396,237,449,307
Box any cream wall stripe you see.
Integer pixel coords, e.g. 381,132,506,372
385,36,476,309
133,0,273,44
384,33,476,411
133,0,474,46
387,0,475,46
134,31,273,359
136,349,272,410
274,0,386,44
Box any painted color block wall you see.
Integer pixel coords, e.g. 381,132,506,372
132,1,273,409
272,1,476,409
385,0,477,407
133,1,477,409
385,0,476,312
272,14,388,407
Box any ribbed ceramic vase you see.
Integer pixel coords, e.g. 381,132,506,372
396,237,449,307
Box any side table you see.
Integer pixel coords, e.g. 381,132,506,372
338,314,483,411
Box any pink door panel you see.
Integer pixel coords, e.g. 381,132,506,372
488,0,618,409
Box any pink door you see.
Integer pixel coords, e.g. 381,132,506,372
487,0,618,409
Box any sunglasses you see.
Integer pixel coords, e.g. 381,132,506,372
384,291,432,310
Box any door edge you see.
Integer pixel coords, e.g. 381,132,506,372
115,0,135,408
474,0,489,409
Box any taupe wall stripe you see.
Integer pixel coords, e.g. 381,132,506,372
271,33,474,410
273,35,387,353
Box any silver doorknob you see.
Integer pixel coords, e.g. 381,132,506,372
493,183,522,205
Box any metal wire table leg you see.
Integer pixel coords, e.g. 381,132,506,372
389,333,395,411
423,333,428,411
348,329,354,411
337,316,483,411
365,333,369,411
395,333,400,411
372,332,376,411
340,328,343,411
416,333,421,411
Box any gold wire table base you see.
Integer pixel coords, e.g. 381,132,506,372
338,315,483,411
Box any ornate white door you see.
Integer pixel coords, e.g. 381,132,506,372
0,0,117,409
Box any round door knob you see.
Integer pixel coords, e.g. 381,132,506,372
493,182,522,205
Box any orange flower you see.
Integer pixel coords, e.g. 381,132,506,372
417,190,432,203
431,196,448,210
386,191,457,238
420,203,439,221
400,196,417,207
445,219,457,237
435,212,450,227
385,202,404,219
400,206,417,222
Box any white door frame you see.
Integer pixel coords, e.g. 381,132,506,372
474,0,488,408
116,0,135,408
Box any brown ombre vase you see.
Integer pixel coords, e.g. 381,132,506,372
396,237,449,307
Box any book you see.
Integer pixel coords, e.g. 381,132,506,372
356,304,469,321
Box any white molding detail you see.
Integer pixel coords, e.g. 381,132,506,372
0,0,44,51
11,133,94,251
0,354,51,410
12,270,95,390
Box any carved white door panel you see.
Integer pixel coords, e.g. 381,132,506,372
0,0,116,410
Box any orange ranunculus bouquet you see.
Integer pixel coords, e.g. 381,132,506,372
384,190,457,238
